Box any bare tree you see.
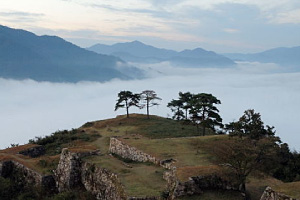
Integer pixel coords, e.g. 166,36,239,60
140,90,161,119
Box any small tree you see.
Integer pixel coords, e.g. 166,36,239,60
189,93,223,136
115,91,140,118
140,90,161,119
167,99,184,120
178,92,192,120
212,137,277,195
227,109,275,140
219,109,280,195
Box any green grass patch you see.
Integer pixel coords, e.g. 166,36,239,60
81,114,216,140
121,136,220,167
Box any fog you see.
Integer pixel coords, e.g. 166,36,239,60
1,62,300,151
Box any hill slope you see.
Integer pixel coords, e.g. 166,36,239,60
0,114,299,199
0,25,143,82
87,41,236,67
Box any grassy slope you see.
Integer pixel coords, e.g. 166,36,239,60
273,181,300,199
1,114,299,199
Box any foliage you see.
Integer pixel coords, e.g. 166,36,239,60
167,99,184,120
115,90,140,118
188,93,223,136
226,109,275,140
0,177,14,200
214,109,287,195
0,176,49,200
212,137,278,193
226,109,300,186
29,129,100,155
10,143,19,148
270,143,300,182
178,91,192,120
139,90,161,119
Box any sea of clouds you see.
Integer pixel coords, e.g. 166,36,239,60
1,62,299,151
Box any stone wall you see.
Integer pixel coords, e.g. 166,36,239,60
109,137,159,164
163,167,240,199
260,187,298,200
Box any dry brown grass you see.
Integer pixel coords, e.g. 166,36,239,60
273,181,300,199
0,144,39,154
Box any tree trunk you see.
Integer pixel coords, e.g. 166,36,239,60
125,100,129,118
202,110,206,136
185,109,188,120
147,99,149,119
239,182,248,200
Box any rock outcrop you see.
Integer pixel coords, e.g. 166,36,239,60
0,160,56,192
55,148,83,191
260,187,298,200
55,148,126,200
81,162,126,200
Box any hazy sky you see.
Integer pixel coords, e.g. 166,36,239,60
1,0,300,52
0,62,300,151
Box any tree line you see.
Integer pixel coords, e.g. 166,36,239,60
115,90,223,136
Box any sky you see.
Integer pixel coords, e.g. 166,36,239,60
0,0,300,52
0,62,300,151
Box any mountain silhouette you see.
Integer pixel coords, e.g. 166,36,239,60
88,41,236,67
0,25,143,82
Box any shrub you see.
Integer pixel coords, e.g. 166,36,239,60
29,129,100,155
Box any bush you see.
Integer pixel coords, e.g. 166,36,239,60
29,129,101,155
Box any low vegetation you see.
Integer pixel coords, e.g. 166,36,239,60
29,129,100,155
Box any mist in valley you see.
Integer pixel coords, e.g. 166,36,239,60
1,62,299,151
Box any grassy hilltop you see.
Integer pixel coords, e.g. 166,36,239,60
0,114,299,199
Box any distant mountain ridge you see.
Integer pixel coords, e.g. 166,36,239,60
224,46,300,68
0,25,143,82
87,41,236,67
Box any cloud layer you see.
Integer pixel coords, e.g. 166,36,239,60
0,62,299,151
